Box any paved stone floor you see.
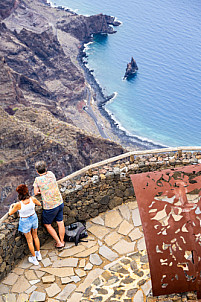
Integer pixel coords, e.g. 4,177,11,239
0,201,198,302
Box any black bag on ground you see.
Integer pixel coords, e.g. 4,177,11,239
64,221,88,246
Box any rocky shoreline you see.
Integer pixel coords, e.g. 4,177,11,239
42,0,165,150
78,42,164,150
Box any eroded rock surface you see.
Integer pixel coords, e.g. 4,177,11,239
0,0,124,215
124,57,138,79
0,107,124,215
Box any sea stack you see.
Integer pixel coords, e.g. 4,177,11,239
124,57,138,79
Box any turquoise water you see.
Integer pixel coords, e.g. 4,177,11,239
53,0,201,147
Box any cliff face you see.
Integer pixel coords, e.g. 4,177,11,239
0,0,124,216
0,0,19,20
0,23,85,123
57,13,119,41
1,0,118,126
0,107,124,216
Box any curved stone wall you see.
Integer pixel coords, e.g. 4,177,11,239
0,149,200,280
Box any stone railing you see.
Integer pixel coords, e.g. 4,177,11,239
1,146,201,280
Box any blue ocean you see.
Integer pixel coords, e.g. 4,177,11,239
53,0,201,147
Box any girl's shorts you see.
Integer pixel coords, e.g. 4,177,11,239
18,213,38,234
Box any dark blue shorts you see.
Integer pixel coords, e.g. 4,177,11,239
42,203,64,225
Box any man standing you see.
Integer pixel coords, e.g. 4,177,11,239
34,161,65,249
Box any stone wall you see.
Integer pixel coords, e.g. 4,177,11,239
0,206,49,280
0,150,200,280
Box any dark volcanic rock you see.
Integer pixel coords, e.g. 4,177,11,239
0,0,19,20
104,15,121,26
124,57,138,79
0,25,85,121
57,13,120,41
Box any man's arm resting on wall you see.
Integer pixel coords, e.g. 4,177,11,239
34,183,40,196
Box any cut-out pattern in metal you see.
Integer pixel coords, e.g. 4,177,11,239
130,164,201,298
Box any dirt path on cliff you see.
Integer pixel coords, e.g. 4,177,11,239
83,86,110,140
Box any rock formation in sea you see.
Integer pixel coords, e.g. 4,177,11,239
124,57,138,79
0,0,125,216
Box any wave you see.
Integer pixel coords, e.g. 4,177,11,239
45,0,79,14
81,40,166,149
104,104,168,148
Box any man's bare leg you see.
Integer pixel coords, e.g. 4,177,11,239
44,224,64,247
57,220,65,245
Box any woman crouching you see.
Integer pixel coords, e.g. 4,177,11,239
9,184,42,265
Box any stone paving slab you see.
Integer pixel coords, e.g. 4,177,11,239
75,268,86,278
84,262,93,271
68,292,83,302
12,268,24,275
29,291,46,302
79,259,86,268
39,267,74,278
61,276,72,284
104,231,122,246
129,227,143,241
59,245,85,257
41,258,52,267
17,259,32,270
16,293,29,302
132,208,142,226
118,203,131,221
80,241,97,249
89,253,102,265
25,285,37,295
46,283,61,297
2,293,16,302
99,245,118,261
75,268,104,293
24,270,37,280
52,258,78,267
104,210,123,228
118,220,134,235
56,284,76,300
87,225,110,239
35,271,46,278
91,216,104,225
2,273,18,286
113,239,135,254
42,275,56,283
71,276,80,283
11,276,31,293
29,279,40,285
75,245,99,257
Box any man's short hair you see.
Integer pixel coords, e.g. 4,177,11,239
35,161,47,174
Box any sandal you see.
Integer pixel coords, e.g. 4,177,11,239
55,245,64,251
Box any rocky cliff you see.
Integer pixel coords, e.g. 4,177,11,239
0,0,124,216
0,107,124,216
124,57,138,79
0,0,119,126
0,0,19,20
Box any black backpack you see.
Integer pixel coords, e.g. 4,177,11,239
64,221,88,246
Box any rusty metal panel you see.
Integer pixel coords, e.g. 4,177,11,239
130,164,201,298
